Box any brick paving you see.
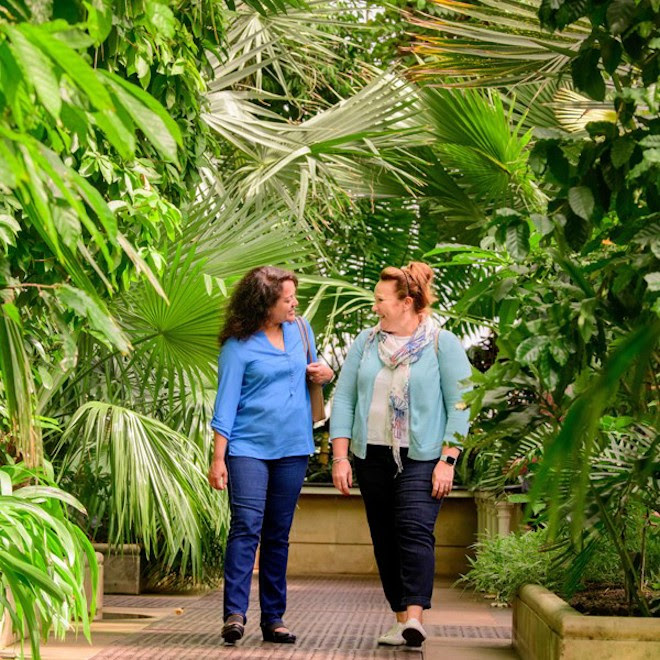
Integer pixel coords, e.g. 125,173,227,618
90,577,513,660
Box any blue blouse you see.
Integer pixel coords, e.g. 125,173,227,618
210,318,317,459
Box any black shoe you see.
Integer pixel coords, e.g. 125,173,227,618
261,620,296,644
222,614,245,644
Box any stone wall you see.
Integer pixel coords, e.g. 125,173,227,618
287,486,477,576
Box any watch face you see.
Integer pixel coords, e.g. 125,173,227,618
445,455,456,465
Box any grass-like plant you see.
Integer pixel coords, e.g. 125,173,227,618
458,529,562,605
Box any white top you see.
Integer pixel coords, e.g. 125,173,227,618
366,335,410,447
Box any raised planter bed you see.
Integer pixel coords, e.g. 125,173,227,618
513,584,660,659
92,543,141,595
288,484,477,577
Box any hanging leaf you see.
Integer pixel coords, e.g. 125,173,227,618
505,222,530,261
100,71,181,164
20,23,113,110
606,0,637,35
5,25,61,120
571,47,606,101
58,285,131,354
610,137,635,168
516,335,549,363
568,186,595,220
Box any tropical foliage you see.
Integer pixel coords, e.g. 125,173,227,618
0,462,96,660
1,0,658,654
411,0,659,614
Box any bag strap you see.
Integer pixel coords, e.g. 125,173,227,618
295,316,312,365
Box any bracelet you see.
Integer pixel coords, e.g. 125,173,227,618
332,456,349,464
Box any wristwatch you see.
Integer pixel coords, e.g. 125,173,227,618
439,454,458,466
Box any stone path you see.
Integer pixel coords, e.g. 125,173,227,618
22,576,517,659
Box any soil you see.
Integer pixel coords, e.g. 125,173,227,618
568,583,658,617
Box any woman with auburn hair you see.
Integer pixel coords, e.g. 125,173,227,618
329,262,472,649
208,266,333,645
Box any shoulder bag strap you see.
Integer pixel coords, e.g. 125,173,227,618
295,316,312,365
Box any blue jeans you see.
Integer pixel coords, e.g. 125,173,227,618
223,454,308,625
354,445,442,611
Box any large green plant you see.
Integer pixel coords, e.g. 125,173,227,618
0,463,97,660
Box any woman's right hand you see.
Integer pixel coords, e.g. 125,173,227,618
208,457,228,490
332,459,353,496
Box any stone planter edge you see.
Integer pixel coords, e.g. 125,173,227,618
513,584,660,660
92,542,141,595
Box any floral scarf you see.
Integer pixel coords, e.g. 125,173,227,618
365,316,438,473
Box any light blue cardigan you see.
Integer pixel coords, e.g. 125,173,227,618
329,328,472,461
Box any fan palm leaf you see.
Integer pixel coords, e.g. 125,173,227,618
204,70,429,223
421,87,545,212
55,402,227,578
407,0,590,87
220,1,351,99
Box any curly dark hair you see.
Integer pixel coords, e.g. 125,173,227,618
219,266,298,344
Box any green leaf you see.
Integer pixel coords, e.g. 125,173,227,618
611,137,635,168
0,214,20,250
84,0,113,44
58,285,131,353
37,365,53,390
531,214,554,237
568,186,595,220
2,302,21,325
546,144,571,184
516,335,548,363
146,1,176,39
644,273,660,292
6,25,61,120
100,71,181,164
21,23,112,110
505,222,530,261
92,108,136,161
600,36,623,74
498,298,520,332
564,213,590,251
549,342,570,366
52,205,82,249
571,47,605,101
607,0,637,36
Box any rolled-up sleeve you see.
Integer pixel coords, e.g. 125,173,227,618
329,331,367,441
437,330,472,447
210,340,245,437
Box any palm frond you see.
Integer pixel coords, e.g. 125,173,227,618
549,88,618,133
218,1,353,99
0,466,96,660
407,0,589,87
204,70,429,223
422,87,546,212
55,402,227,579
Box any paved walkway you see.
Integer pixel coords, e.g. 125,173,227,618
20,576,517,659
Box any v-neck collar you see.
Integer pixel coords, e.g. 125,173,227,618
259,325,286,353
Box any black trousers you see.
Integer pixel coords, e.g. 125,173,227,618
355,445,442,611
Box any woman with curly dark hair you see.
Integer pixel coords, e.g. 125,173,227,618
208,266,333,646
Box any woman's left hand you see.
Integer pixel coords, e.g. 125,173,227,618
307,362,334,384
431,460,454,499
